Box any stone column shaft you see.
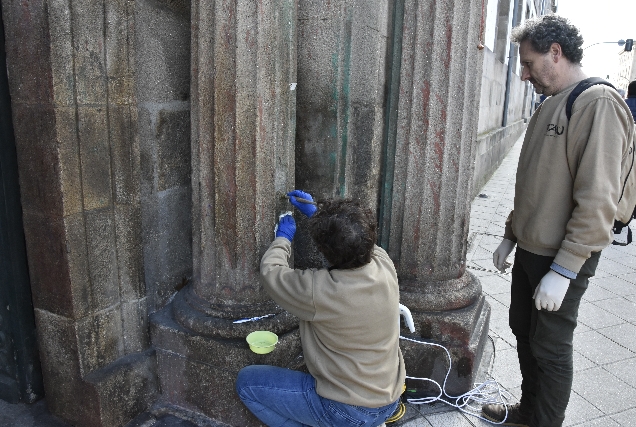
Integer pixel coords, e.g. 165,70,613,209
383,0,491,395
191,0,297,316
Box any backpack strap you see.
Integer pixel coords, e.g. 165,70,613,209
566,77,617,120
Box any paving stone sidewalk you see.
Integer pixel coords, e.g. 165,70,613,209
3,131,636,426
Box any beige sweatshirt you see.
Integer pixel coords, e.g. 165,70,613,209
260,238,406,407
504,82,634,275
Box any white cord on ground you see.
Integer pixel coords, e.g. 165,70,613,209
399,335,513,425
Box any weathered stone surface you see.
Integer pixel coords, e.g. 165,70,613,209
21,212,77,318
2,0,53,106
377,0,490,396
136,0,192,315
11,105,63,217
141,185,192,311
400,295,491,397
122,298,151,354
151,3,300,423
190,0,296,313
399,271,483,312
78,108,113,211
47,0,75,107
295,1,388,196
105,0,136,106
157,109,191,191
110,105,140,205
85,350,158,427
115,204,146,300
151,305,302,427
55,107,84,216
171,284,298,338
77,307,124,376
4,0,152,424
293,0,389,269
69,1,107,104
135,0,191,102
63,213,93,318
85,210,120,310
34,309,101,426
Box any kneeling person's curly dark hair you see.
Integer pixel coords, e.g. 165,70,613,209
308,199,377,270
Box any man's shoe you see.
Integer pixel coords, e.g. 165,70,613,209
482,403,531,426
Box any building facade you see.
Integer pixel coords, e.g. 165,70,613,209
0,0,548,426
615,47,635,93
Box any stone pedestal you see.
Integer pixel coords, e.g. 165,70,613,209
151,1,300,425
399,277,491,396
151,302,302,426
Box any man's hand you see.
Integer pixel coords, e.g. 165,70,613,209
287,190,317,217
493,239,516,272
275,213,296,241
533,270,570,311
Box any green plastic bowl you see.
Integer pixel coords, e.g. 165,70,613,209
246,331,279,354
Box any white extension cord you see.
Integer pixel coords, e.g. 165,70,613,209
399,307,514,425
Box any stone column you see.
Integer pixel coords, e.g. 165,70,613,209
150,1,300,425
2,0,156,425
382,0,491,396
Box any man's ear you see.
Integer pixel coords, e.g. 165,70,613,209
550,42,563,62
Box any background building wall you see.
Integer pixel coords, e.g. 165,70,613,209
471,0,545,197
615,48,634,92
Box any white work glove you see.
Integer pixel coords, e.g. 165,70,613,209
493,239,515,272
533,270,570,311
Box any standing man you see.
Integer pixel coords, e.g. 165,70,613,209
482,15,634,427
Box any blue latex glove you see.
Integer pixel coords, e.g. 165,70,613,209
275,213,296,241
287,190,317,217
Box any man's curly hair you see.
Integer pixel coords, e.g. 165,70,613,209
308,199,376,270
511,14,584,65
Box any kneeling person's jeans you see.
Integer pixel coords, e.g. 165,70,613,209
236,365,399,427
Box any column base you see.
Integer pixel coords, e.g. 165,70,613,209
399,293,491,397
150,301,303,426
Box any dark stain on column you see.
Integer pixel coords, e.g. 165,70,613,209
378,0,404,248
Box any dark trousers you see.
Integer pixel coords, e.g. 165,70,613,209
509,248,600,427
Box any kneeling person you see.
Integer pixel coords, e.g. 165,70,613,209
236,191,405,427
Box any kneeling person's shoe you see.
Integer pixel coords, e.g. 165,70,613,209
482,403,531,426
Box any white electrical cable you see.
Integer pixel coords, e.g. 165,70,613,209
399,335,514,425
